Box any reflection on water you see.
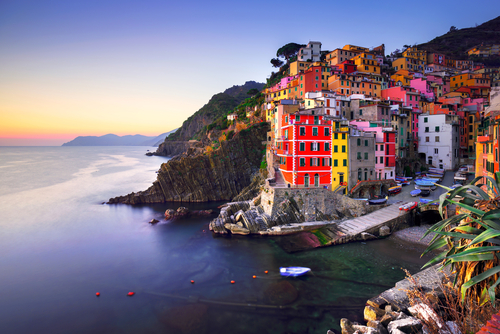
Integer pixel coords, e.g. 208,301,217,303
0,147,432,334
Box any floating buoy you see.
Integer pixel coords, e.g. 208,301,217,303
96,292,100,297
252,275,256,279
190,280,195,284
203,230,206,233
230,280,235,284
127,292,135,296
264,271,268,274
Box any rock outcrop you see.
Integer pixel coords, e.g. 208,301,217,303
108,122,269,204
164,207,213,220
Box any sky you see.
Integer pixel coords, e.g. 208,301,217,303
1,0,499,146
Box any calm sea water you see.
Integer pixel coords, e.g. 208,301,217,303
0,146,431,334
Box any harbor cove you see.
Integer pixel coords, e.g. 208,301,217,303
0,146,437,334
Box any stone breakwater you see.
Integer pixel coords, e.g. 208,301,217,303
336,264,455,334
209,185,383,236
108,123,269,204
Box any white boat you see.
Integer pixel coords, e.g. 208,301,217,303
280,267,311,277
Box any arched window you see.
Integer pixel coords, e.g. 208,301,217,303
314,173,319,187
304,174,310,187
364,168,368,180
358,168,362,180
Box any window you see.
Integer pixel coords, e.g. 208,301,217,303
342,145,346,153
426,137,429,142
313,128,318,136
357,138,361,146
425,127,429,132
343,159,347,166
380,156,384,163
310,142,319,151
364,140,368,146
435,126,439,132
359,110,363,115
299,158,305,167
364,152,368,160
299,127,305,136
380,145,384,151
342,134,346,140
375,145,378,151
334,159,338,167
325,143,330,151
434,148,438,154
324,127,330,136
296,115,300,122
357,152,362,159
435,136,439,142
333,145,338,152
424,117,428,123
334,133,338,139
299,142,305,151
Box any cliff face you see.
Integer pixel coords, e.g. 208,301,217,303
108,122,270,204
154,81,264,157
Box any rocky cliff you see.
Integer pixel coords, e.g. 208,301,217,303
108,122,269,204
154,81,264,157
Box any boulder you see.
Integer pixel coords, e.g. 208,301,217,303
340,318,356,334
352,324,379,334
364,305,386,321
387,317,422,334
164,209,176,220
361,233,377,241
367,320,389,334
234,210,244,222
224,223,250,235
379,226,391,237
149,218,159,224
408,303,444,330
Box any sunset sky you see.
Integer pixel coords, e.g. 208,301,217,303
1,0,498,145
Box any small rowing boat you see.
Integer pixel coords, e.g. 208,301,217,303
399,202,417,211
388,186,402,194
280,267,311,277
410,189,421,197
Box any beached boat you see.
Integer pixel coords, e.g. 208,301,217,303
415,180,435,187
429,167,445,174
410,189,421,197
420,189,431,197
280,267,311,277
368,196,388,205
388,186,402,195
399,202,417,211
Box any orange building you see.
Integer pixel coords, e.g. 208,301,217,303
352,52,380,75
392,57,425,72
402,47,427,63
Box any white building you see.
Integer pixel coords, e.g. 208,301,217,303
297,41,322,62
418,113,459,170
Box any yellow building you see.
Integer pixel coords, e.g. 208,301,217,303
343,45,369,53
391,70,414,86
332,121,349,191
450,73,491,90
352,52,381,75
289,60,312,76
392,57,425,72
402,47,427,63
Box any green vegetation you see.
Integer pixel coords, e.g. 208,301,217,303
422,172,500,305
276,42,305,60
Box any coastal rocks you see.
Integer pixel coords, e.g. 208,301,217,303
379,226,391,237
224,223,250,235
387,317,422,334
164,207,213,220
364,305,385,321
108,122,269,204
149,218,159,224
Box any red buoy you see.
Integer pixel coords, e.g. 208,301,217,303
264,270,268,274
96,292,100,297
252,275,256,279
190,280,195,284
230,280,235,284
127,292,135,296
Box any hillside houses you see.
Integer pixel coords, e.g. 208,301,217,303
262,42,499,195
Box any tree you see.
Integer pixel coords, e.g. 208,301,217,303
422,172,500,305
276,43,305,60
449,26,458,32
270,58,284,68
247,88,259,96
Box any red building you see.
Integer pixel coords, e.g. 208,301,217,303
277,111,333,187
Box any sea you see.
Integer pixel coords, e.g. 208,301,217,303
0,146,432,334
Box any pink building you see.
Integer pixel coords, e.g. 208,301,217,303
410,78,435,101
381,86,420,109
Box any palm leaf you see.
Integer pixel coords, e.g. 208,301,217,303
470,229,500,246
422,238,448,256
446,198,485,216
488,276,500,306
449,253,495,263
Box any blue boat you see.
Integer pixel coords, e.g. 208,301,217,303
280,267,311,277
415,180,435,187
420,198,432,204
410,189,421,197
